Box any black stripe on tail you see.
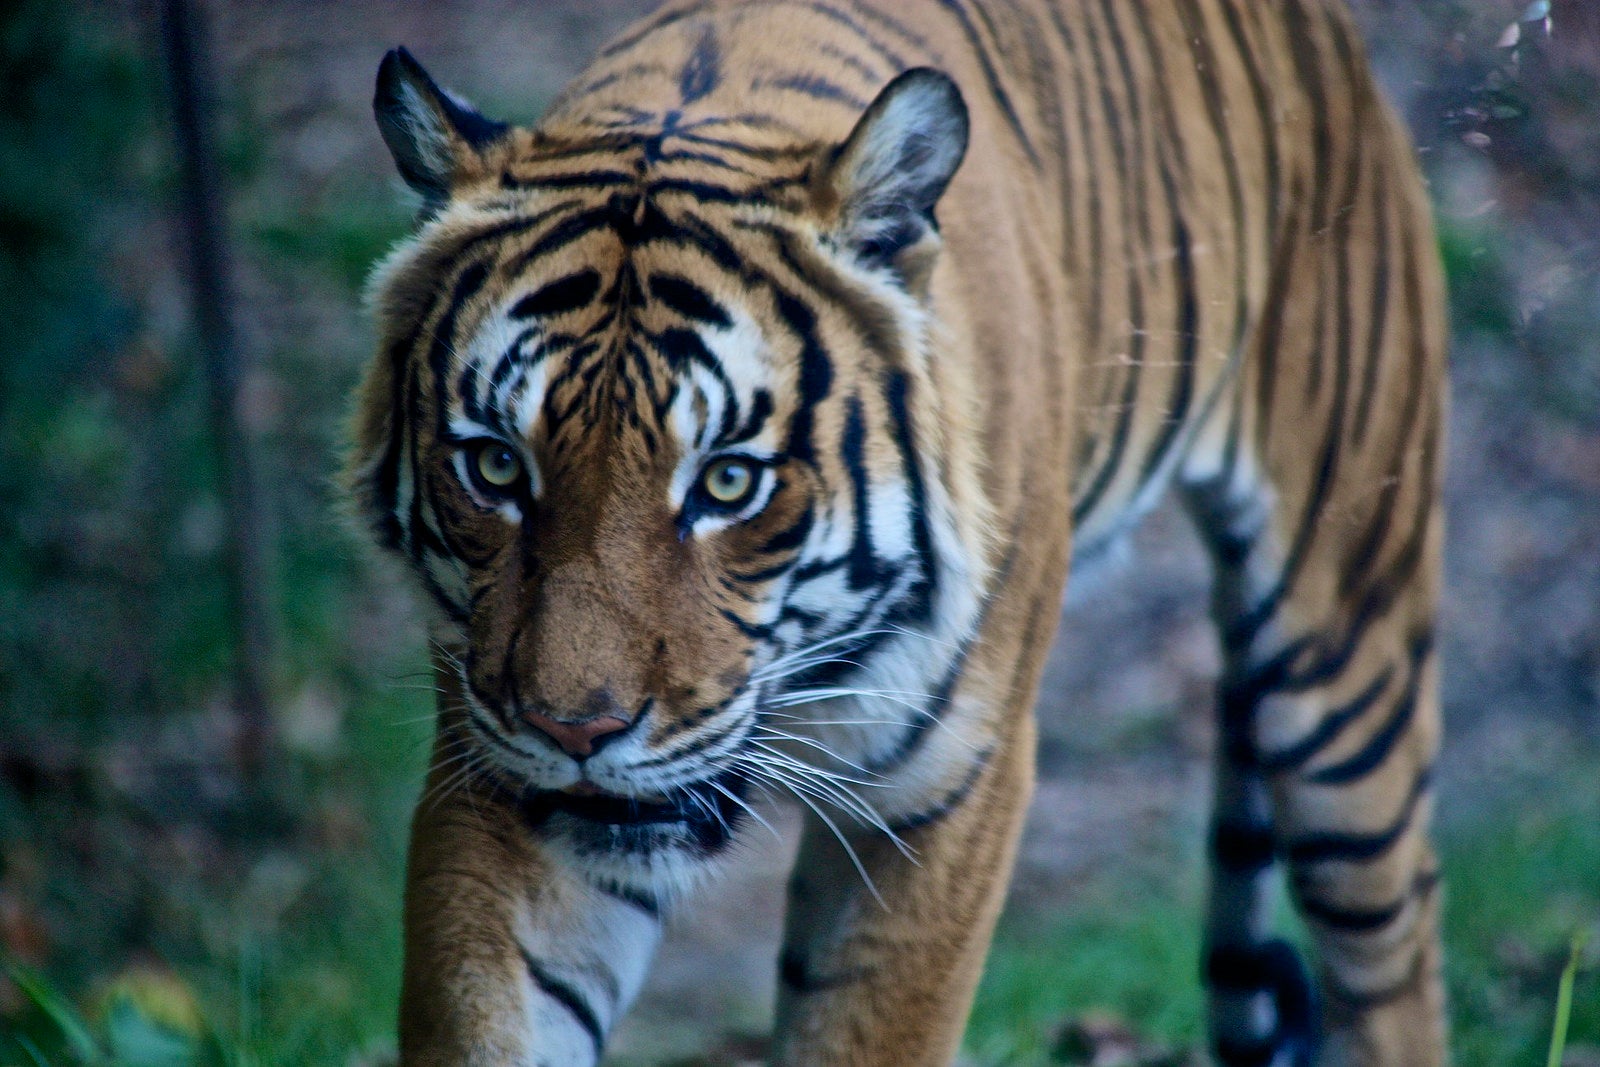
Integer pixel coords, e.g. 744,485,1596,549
1206,938,1319,1066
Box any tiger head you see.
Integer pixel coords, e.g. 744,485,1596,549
349,48,987,875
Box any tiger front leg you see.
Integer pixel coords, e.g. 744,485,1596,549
398,713,662,1066
769,714,1035,1066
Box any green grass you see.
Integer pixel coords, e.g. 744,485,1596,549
2,683,429,1066
1443,767,1600,1067
962,759,1600,1066
964,881,1205,1064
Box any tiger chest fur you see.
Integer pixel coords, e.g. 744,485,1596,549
348,1,1448,1064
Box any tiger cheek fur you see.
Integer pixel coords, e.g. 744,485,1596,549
348,3,1450,1065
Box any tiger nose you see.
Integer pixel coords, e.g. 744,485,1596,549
520,704,632,759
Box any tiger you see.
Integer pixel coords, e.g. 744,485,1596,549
345,0,1448,1063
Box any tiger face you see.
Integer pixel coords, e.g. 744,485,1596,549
351,49,980,873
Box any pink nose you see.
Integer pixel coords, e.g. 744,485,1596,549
521,708,631,758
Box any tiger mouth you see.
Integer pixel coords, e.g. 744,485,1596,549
538,788,704,826
517,769,749,849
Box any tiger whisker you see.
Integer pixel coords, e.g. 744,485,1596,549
747,731,889,782
740,747,914,861
766,685,938,707
747,737,887,787
707,780,783,845
750,655,871,684
738,764,887,908
763,688,983,755
750,627,903,675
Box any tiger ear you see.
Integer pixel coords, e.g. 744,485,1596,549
816,68,968,282
373,47,508,212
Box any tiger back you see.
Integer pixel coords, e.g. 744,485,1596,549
348,1,1447,1063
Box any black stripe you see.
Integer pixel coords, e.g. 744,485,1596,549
719,607,774,640
679,24,720,103
1306,647,1427,786
853,0,936,55
1306,74,1362,406
1070,0,1150,523
885,749,990,832
840,395,881,590
1213,1037,1277,1067
1338,217,1433,597
732,559,796,584
936,0,1039,168
1217,4,1283,240
773,289,833,465
1205,943,1282,994
764,72,867,109
664,212,744,273
598,1,713,59
648,272,732,327
804,1,918,73
647,176,774,206
779,947,866,994
1009,0,1067,189
652,326,738,440
428,262,491,440
369,339,412,549
592,879,661,918
725,388,773,446
1258,668,1391,774
818,41,886,85
1226,293,1342,653
1247,185,1307,463
509,268,602,321
1210,818,1275,873
564,63,668,101
521,952,604,1057
759,504,815,555
1047,5,1105,355
504,204,618,277
1284,3,1334,234
1284,767,1431,866
884,371,935,622
1172,0,1252,356
498,168,637,193
1299,896,1400,933
1136,210,1198,486
1351,171,1391,447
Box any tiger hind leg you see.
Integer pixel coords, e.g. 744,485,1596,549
1182,441,1445,1066
1179,138,1449,1065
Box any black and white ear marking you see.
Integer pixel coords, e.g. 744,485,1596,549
820,68,969,273
373,47,508,211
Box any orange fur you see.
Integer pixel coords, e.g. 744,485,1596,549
349,2,1447,1063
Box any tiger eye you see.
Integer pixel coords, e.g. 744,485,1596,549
475,443,523,489
701,457,757,507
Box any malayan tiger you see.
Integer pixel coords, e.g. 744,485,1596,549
346,0,1448,1063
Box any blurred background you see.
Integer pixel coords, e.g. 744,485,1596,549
0,1,1595,1064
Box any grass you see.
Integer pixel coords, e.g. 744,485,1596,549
1,684,429,1066
964,881,1206,1064
961,757,1600,1066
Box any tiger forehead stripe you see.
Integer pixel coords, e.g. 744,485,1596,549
510,269,603,320
648,273,732,328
